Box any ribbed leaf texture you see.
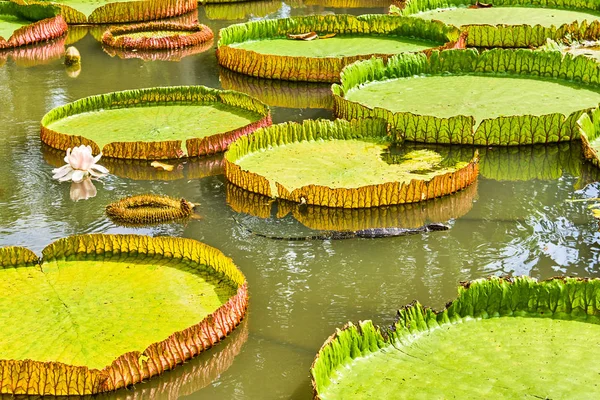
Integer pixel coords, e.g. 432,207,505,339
102,22,213,50
0,1,66,48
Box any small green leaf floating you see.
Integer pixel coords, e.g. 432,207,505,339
311,276,600,399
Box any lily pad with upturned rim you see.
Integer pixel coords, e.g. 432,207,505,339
0,1,66,49
225,118,479,208
15,0,197,24
40,86,272,160
0,234,248,396
333,48,600,146
105,194,196,226
217,14,464,83
311,276,600,399
102,22,213,51
391,0,600,47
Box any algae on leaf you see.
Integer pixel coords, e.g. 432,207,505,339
312,276,600,399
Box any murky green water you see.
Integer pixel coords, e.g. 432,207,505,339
2,2,600,399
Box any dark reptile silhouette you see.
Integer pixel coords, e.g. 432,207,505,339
233,216,449,240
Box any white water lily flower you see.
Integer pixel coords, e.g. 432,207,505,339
52,145,109,183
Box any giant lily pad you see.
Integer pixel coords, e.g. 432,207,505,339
0,234,248,395
15,0,197,24
0,1,66,48
102,22,213,51
40,86,272,160
391,0,600,47
312,276,600,399
334,48,600,146
225,118,479,208
217,14,464,83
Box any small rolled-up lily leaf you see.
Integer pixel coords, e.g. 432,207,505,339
390,0,600,47
217,14,464,83
0,234,248,396
225,118,479,208
102,22,214,51
14,0,198,24
287,31,318,40
0,1,67,49
105,194,196,226
334,48,600,146
40,86,272,160
226,178,478,231
311,276,600,399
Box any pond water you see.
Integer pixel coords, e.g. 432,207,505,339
2,2,600,399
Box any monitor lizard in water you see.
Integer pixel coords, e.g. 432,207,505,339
233,216,449,240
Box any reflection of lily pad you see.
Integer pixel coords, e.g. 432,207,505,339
103,36,214,61
0,34,65,66
227,178,478,230
41,86,271,160
219,68,333,109
0,1,66,48
102,22,213,51
225,118,478,208
22,0,197,24
391,0,600,47
478,143,582,181
312,276,600,399
217,14,463,82
334,48,600,146
203,0,280,20
0,234,248,395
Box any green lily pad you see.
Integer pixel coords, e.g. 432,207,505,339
40,86,271,160
231,36,441,58
392,0,600,47
0,234,248,396
0,1,66,48
417,6,600,27
334,48,600,146
225,118,479,208
25,0,197,24
311,276,600,399
344,74,600,123
217,14,462,82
